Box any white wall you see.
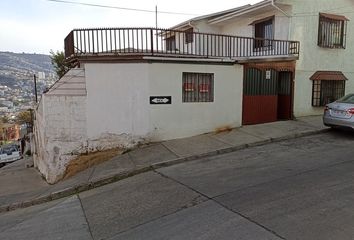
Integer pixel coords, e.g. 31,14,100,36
85,62,243,142
85,64,150,147
34,94,87,183
148,62,243,140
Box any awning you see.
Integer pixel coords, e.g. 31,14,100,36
310,71,348,81
320,12,349,21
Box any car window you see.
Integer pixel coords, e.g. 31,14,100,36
337,94,354,103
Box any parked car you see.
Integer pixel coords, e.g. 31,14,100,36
323,93,354,129
0,144,21,167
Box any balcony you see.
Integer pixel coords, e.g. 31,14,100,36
64,27,300,62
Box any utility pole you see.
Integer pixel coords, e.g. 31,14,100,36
155,5,158,29
33,74,38,103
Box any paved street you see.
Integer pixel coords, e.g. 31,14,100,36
1,130,354,239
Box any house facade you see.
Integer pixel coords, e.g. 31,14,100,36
34,0,353,183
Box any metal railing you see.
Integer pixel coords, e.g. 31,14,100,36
64,27,300,60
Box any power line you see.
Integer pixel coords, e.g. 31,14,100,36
46,0,200,16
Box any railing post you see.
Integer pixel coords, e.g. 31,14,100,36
228,36,232,58
206,35,209,58
150,29,154,55
64,30,74,58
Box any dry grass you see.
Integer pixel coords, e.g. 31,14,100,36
63,148,124,180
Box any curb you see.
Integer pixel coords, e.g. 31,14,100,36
0,128,329,213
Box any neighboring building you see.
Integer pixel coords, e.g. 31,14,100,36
38,71,46,80
2,100,14,108
34,0,353,183
0,124,20,142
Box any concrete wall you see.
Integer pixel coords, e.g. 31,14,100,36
148,62,243,140
85,63,150,148
85,62,243,142
34,95,87,183
34,68,88,183
35,62,242,183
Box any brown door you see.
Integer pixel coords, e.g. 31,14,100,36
277,72,293,120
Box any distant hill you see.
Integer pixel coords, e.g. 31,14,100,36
0,51,54,75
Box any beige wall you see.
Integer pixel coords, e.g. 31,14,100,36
219,8,291,41
282,0,354,116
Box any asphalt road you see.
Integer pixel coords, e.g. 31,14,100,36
1,130,354,240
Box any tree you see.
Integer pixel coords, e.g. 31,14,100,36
50,50,70,79
17,111,32,124
1,116,9,124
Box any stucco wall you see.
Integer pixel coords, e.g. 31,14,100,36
283,0,354,116
219,7,291,40
85,63,151,147
148,62,243,140
85,62,243,142
34,95,87,183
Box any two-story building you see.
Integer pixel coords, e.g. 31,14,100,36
34,0,353,183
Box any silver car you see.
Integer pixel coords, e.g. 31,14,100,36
323,93,354,129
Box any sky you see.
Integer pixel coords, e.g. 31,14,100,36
0,0,262,54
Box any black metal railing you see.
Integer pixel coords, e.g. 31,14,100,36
64,27,300,60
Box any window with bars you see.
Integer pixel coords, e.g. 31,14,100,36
184,28,194,44
318,13,348,48
312,80,345,107
254,17,274,49
182,72,214,102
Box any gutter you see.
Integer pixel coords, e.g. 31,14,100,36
188,21,199,32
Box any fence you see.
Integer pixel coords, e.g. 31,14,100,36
65,27,300,59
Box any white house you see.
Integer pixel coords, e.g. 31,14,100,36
34,0,353,183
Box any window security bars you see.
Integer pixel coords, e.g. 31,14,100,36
318,15,347,48
182,72,214,102
312,80,345,107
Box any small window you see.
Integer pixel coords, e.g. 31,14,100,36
312,80,345,106
184,28,194,44
182,72,214,102
253,16,274,49
318,13,348,48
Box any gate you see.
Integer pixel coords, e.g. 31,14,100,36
242,67,293,125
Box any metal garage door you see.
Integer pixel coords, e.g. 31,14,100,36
242,67,292,125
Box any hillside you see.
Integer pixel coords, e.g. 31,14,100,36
0,51,55,88
0,51,54,74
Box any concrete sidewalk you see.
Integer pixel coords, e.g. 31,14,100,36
0,116,327,212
